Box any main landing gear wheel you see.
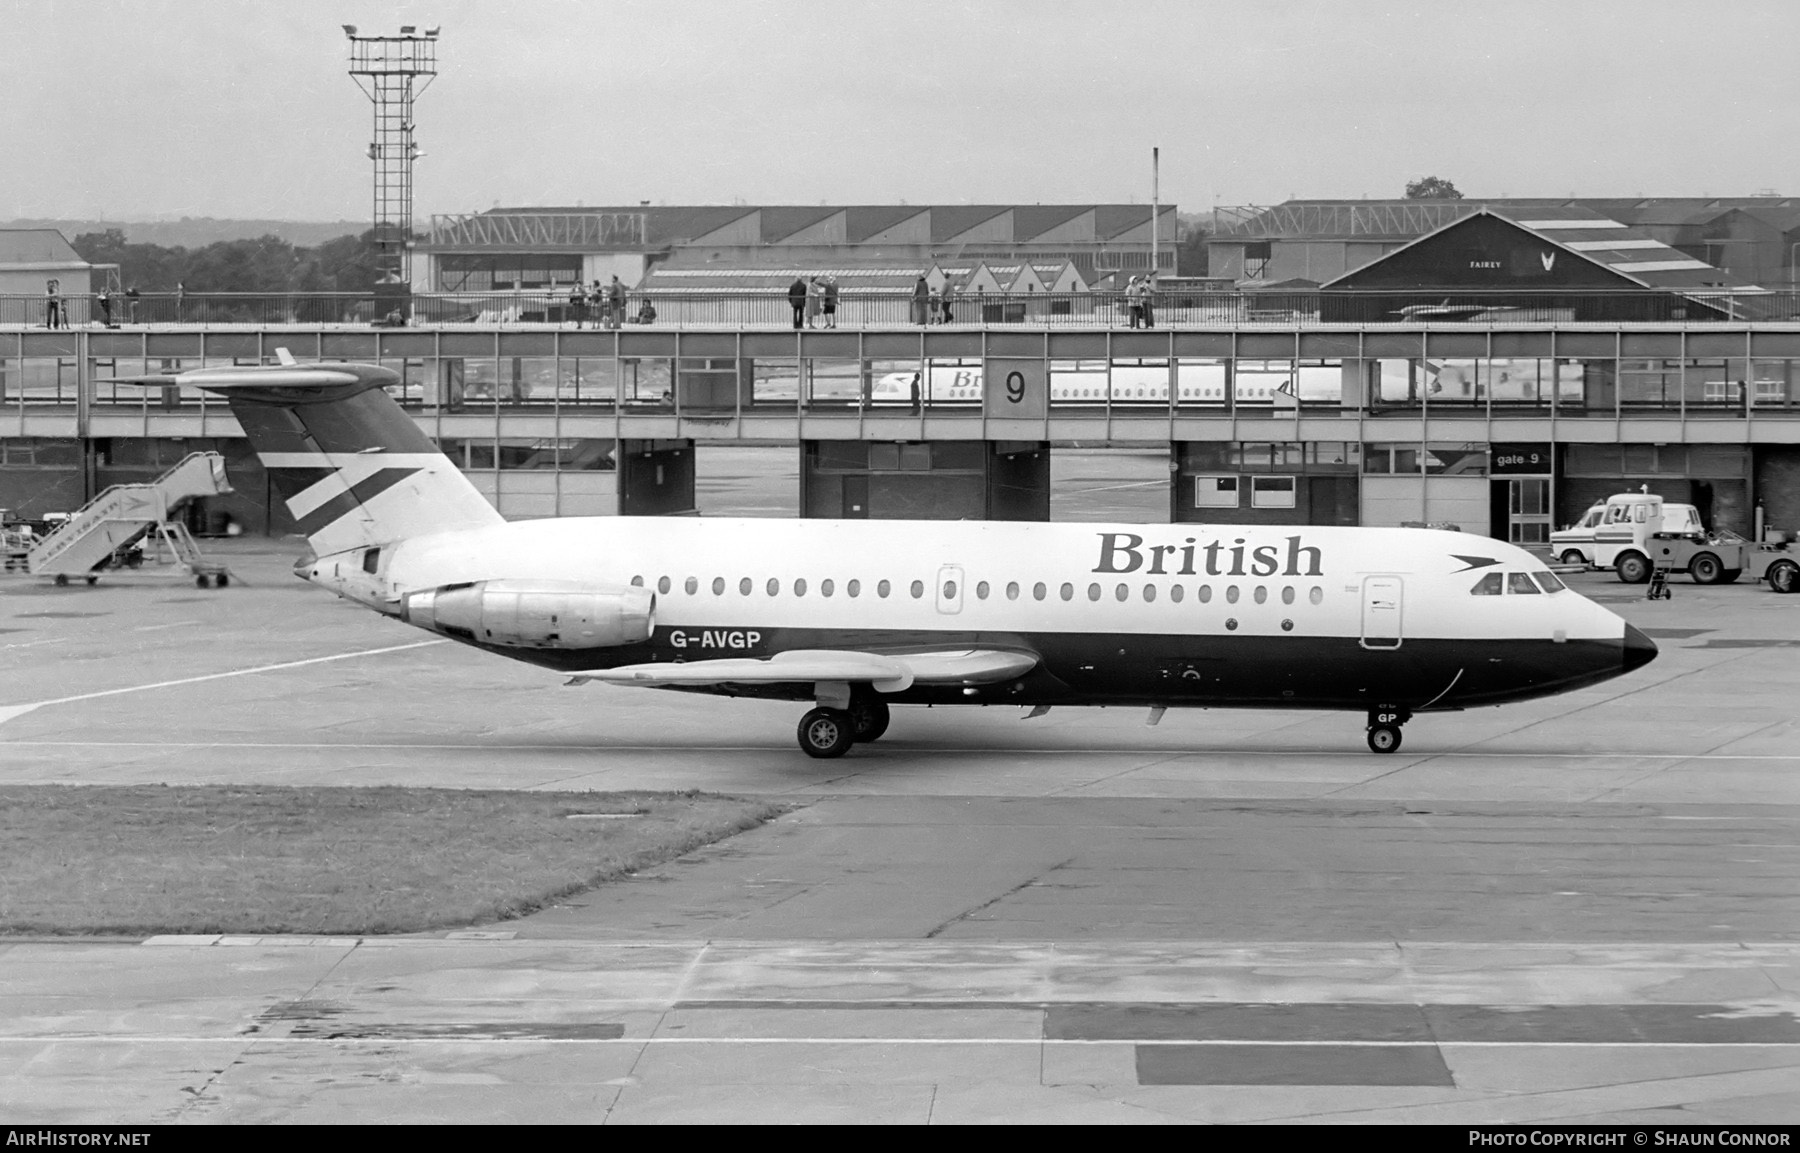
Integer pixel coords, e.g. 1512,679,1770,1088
847,693,890,743
798,707,856,759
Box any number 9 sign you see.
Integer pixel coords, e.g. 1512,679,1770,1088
984,359,1046,419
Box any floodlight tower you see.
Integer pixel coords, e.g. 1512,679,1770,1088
344,24,439,287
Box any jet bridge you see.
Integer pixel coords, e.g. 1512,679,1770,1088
26,452,232,585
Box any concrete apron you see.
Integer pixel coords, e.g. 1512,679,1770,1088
2,937,1796,1124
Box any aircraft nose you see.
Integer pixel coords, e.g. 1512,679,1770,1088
1622,623,1658,672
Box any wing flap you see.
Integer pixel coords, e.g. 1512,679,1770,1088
567,649,913,691
900,649,1039,684
565,648,1039,691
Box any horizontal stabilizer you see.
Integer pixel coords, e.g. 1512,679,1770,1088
565,648,1039,692
101,367,363,390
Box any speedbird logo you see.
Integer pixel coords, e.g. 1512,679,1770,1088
1093,533,1323,578
261,452,432,536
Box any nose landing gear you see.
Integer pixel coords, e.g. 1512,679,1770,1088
1366,706,1411,754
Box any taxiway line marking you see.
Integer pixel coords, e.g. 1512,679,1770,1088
3,739,1800,763
0,1036,1795,1048
0,640,447,727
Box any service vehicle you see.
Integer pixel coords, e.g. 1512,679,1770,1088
1589,492,1799,590
1549,503,1605,565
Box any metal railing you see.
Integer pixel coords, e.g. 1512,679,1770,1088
6,288,1800,330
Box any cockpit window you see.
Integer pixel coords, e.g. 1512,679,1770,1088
1470,572,1504,596
1507,573,1541,595
1531,571,1566,593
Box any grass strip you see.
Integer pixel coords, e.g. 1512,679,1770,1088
0,785,787,936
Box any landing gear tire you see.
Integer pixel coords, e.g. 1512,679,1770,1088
195,574,211,589
847,693,890,743
1560,550,1587,567
214,572,229,588
798,707,856,759
1367,725,1403,754
1616,552,1651,584
1770,559,1800,594
53,574,68,587
1689,552,1723,584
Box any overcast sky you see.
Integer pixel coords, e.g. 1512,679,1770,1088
7,0,1799,221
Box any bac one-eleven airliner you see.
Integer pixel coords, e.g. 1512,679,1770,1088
119,353,1656,759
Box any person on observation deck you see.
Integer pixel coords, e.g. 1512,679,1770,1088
911,275,929,326
788,276,807,329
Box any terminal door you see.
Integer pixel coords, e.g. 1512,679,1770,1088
1506,478,1552,545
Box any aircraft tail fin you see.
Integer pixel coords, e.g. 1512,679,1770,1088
194,363,502,557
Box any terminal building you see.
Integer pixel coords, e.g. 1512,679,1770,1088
413,203,1178,291
3,202,1800,548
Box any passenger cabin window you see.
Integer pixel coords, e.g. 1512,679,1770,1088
821,579,834,597
1507,573,1541,595
1471,573,1504,595
848,579,861,597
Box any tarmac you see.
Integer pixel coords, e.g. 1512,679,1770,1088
2,520,1798,1123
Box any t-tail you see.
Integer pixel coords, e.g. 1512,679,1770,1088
107,352,501,587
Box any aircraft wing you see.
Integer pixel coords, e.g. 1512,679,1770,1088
565,648,1038,692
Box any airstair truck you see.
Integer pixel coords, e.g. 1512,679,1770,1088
1589,491,1800,591
25,451,233,587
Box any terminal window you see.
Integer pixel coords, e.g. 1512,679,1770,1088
1195,475,1239,508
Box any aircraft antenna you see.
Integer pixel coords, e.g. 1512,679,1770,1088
345,25,440,291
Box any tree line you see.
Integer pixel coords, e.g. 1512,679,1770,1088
69,229,383,295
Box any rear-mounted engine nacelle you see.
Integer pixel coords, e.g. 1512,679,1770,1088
402,580,655,649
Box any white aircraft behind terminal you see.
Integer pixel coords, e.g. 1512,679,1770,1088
116,351,1656,758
